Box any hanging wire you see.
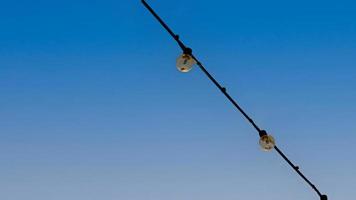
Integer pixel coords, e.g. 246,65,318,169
141,1,328,200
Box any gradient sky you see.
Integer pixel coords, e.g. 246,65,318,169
1,0,355,200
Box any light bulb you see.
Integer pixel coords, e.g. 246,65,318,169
176,54,195,72
259,134,275,151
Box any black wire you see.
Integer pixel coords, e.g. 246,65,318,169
141,0,186,51
141,1,327,200
274,146,323,197
191,55,261,132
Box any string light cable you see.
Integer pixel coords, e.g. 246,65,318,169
141,1,328,199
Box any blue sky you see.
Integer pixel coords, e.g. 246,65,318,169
0,0,355,199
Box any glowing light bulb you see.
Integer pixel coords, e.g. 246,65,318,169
259,134,275,151
176,54,195,72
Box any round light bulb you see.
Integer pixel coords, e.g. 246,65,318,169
259,134,275,151
176,54,195,72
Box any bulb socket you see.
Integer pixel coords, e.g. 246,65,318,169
259,130,268,137
183,47,192,55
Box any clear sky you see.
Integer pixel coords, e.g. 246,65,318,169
1,0,355,200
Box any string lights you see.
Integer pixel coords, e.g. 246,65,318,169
141,1,328,199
